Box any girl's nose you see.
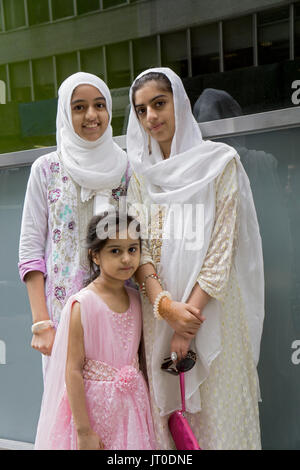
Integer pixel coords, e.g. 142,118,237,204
85,105,98,120
147,106,158,122
121,252,130,264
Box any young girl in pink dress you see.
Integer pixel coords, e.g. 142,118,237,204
34,212,156,450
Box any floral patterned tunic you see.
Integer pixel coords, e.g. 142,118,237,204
19,151,128,327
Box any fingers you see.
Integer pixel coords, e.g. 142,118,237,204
185,304,200,316
31,331,55,356
31,342,52,356
176,347,189,361
181,331,196,340
185,304,205,322
192,311,206,322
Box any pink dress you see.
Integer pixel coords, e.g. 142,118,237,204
34,286,156,450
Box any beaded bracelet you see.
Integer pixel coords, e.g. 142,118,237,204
31,320,55,335
153,291,172,320
140,273,162,297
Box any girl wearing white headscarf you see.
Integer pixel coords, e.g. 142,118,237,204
19,72,128,368
126,68,264,450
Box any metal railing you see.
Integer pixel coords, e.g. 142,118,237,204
1,106,300,169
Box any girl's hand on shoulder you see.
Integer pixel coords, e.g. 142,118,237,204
31,328,56,356
77,429,105,450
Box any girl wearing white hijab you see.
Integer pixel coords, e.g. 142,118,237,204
126,68,264,450
19,72,128,367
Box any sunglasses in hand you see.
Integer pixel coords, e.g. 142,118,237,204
161,350,197,376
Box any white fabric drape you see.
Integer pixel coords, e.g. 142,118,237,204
126,67,264,415
57,72,127,213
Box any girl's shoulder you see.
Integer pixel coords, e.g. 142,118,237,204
31,150,59,169
30,151,61,179
69,285,141,312
70,286,97,303
126,285,141,309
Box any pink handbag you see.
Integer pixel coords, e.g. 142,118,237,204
168,372,201,450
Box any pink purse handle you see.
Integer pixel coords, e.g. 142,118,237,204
179,372,186,412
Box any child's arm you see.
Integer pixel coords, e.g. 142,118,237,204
65,301,104,450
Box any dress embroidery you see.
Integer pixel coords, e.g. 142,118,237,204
83,357,139,382
37,152,127,325
110,307,135,351
127,160,261,450
149,206,165,265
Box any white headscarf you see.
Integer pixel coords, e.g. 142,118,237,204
127,67,264,415
57,72,127,213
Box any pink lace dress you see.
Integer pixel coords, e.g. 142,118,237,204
34,286,156,450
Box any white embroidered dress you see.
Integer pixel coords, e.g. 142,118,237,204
127,159,261,450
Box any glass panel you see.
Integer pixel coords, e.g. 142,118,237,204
106,42,130,88
0,65,6,104
27,0,50,26
103,0,126,8
191,23,219,75
32,57,55,101
80,47,105,80
56,52,78,88
52,0,74,20
0,4,3,31
161,30,188,78
3,0,26,30
0,165,44,443
76,0,100,15
223,16,253,71
213,126,300,449
190,59,300,125
10,61,31,103
258,6,289,65
132,36,159,77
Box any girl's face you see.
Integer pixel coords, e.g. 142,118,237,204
134,80,175,158
71,84,109,141
92,230,141,283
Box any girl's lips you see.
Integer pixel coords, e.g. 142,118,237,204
150,123,164,132
83,123,100,129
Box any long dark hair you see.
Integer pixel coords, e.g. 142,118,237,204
85,211,141,286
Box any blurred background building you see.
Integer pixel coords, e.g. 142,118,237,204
0,0,299,152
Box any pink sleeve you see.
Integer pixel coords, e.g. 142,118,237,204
18,157,49,281
18,258,47,283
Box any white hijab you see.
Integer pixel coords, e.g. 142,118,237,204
127,67,264,415
57,72,127,213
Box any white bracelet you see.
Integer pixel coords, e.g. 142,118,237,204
31,320,55,335
153,291,172,320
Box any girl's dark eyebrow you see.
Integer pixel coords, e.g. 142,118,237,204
106,241,140,248
134,94,167,108
71,97,106,105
